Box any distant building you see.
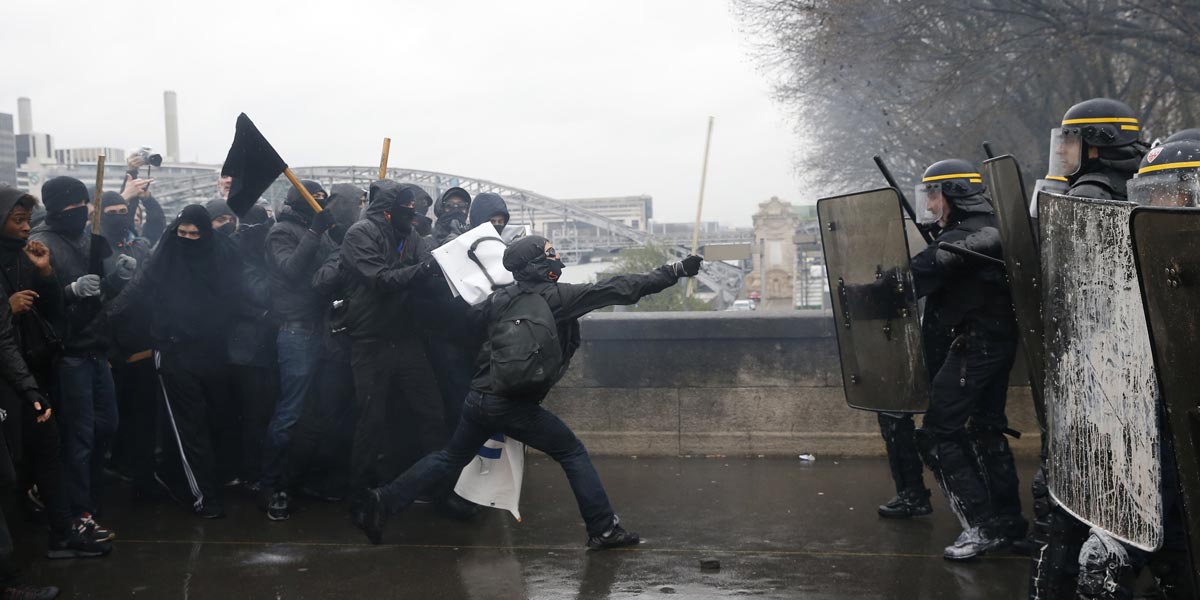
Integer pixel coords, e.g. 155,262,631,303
745,197,800,310
0,113,16,186
56,147,125,167
15,133,53,167
523,194,652,239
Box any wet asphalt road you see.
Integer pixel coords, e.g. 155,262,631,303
18,456,1034,599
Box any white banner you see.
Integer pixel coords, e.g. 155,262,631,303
454,433,525,521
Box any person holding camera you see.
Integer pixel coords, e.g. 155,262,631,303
123,150,166,243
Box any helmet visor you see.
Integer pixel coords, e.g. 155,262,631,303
1048,128,1083,179
914,183,945,224
1128,170,1200,207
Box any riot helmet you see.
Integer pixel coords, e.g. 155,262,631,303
914,159,988,224
1164,128,1200,145
1048,98,1142,179
1128,140,1200,207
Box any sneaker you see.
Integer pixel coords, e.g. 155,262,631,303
0,584,60,599
352,490,387,545
436,493,480,522
267,491,290,522
587,524,641,550
877,489,933,519
943,526,1009,561
78,514,115,542
46,525,112,559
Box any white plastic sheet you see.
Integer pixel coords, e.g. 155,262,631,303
454,434,525,521
432,223,527,305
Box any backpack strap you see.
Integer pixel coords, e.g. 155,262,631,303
467,236,507,290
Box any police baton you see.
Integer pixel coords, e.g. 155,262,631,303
937,242,1005,267
873,155,934,244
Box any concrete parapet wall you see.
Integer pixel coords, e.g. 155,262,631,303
543,311,1041,457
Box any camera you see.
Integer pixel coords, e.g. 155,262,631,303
133,147,163,167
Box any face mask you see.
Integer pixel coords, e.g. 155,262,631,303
178,235,208,257
101,214,132,242
391,205,415,234
47,206,88,236
414,215,433,237
493,223,505,234
216,222,236,237
519,256,563,283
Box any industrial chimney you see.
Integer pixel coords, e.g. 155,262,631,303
163,91,179,163
16,97,32,135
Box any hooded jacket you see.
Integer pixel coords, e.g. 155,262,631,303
338,180,435,340
469,235,679,400
468,193,510,231
227,216,276,368
265,204,326,324
30,219,109,356
433,187,472,247
108,205,245,359
0,187,65,372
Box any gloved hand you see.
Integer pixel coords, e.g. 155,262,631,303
935,227,1002,270
934,243,966,270
69,274,102,298
309,209,336,234
421,257,443,278
114,254,137,280
25,391,51,423
671,255,703,277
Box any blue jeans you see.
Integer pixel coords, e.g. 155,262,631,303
263,327,323,489
378,391,616,537
56,355,118,517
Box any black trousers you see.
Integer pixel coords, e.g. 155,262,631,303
0,377,70,535
155,349,237,511
286,355,356,495
425,338,475,430
111,357,159,492
877,413,926,495
349,338,445,493
229,364,278,485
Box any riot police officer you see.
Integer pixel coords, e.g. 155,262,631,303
909,159,1025,560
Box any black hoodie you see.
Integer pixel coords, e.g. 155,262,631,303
468,193,510,232
338,180,435,340
433,187,472,247
0,187,64,372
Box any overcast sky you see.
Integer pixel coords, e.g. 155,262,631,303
2,0,800,226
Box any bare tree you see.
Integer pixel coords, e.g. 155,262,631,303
734,0,1200,199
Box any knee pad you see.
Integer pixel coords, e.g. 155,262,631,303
1077,529,1133,600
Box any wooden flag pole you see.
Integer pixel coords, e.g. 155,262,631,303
686,117,714,298
91,155,106,235
379,137,391,180
283,168,324,213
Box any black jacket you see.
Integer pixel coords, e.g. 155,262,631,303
29,224,111,356
469,267,679,400
103,232,153,358
468,193,510,229
339,182,436,341
229,222,276,368
912,211,1015,348
0,297,43,405
0,188,65,375
265,207,325,324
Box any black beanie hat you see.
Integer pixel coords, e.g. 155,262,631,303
41,176,89,213
101,191,127,209
502,235,549,273
243,204,271,226
285,180,326,210
204,199,237,222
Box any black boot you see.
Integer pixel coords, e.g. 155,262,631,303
878,488,933,519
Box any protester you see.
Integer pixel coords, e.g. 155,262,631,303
0,187,110,559
108,204,245,519
432,187,471,246
29,177,118,540
467,192,510,232
354,235,703,547
261,181,333,521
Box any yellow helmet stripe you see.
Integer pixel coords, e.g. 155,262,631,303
1061,117,1140,125
1046,176,1068,182
1120,125,1140,131
922,172,982,183
1137,161,1200,175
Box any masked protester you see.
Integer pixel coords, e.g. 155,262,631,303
226,203,278,493
339,180,448,508
283,185,362,502
400,184,434,238
0,187,110,561
468,192,510,234
204,200,239,238
354,235,703,549
98,191,158,497
432,187,471,246
258,180,335,521
108,204,245,519
29,176,118,542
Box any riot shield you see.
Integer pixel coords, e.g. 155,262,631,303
1040,191,1163,551
1131,206,1200,577
982,155,1046,432
817,188,928,413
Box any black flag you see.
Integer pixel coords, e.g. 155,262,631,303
221,113,288,217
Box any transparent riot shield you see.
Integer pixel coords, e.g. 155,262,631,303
1131,206,1200,574
1040,191,1163,551
983,156,1046,432
817,188,928,413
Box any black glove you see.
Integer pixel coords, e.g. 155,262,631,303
25,391,50,420
671,255,703,277
935,227,1002,270
309,209,336,234
934,243,966,270
421,257,442,278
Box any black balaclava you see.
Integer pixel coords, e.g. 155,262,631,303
469,192,511,234
392,186,417,236
175,204,215,258
326,184,364,245
242,204,272,227
100,191,134,243
204,199,238,237
41,176,90,237
0,187,36,251
284,179,328,218
503,235,562,283
435,187,471,220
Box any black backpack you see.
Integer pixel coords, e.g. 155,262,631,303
487,285,564,396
